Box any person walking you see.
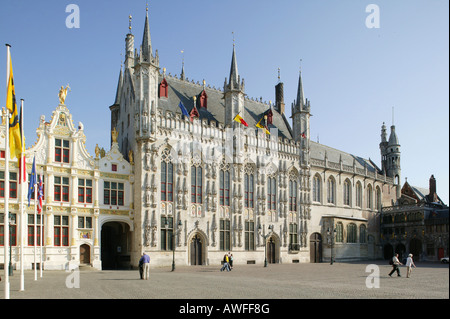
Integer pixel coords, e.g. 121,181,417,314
405,253,416,278
388,253,402,277
220,254,230,272
139,252,151,280
229,253,234,269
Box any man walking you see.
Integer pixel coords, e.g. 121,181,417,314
405,253,416,278
388,253,402,277
139,252,151,280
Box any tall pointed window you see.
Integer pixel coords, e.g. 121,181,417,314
343,179,351,206
219,169,230,206
267,177,277,210
191,166,202,204
327,177,336,204
289,180,297,212
313,174,321,203
244,173,254,208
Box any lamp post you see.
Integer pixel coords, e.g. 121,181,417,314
258,224,273,267
165,219,182,272
327,227,336,265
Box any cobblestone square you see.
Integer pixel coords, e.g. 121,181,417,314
2,261,448,300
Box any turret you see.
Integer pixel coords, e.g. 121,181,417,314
224,43,245,127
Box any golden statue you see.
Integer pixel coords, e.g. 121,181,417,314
111,127,118,143
58,85,71,105
128,149,134,165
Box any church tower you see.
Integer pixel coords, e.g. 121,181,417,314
291,70,311,166
224,43,245,128
380,121,401,198
133,6,159,142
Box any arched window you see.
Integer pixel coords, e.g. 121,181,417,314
191,166,202,204
367,184,373,210
161,161,173,202
359,225,367,243
336,222,344,242
347,223,357,243
343,179,351,206
267,177,277,210
159,78,168,98
375,186,381,211
244,173,254,208
313,174,321,203
356,182,362,208
327,177,336,204
219,169,230,206
289,180,297,211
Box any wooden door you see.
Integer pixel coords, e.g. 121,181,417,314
267,237,276,264
80,244,90,264
190,235,202,265
310,233,322,263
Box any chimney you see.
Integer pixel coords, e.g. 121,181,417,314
429,175,437,202
275,82,285,114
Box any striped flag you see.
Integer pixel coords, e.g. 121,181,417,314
37,175,43,214
233,113,248,127
27,156,36,207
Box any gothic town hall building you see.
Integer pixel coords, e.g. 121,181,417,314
1,10,401,270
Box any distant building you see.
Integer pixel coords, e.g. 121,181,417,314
381,175,449,261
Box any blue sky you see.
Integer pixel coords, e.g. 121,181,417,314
1,0,448,204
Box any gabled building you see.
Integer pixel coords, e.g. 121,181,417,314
1,101,133,271
381,175,449,261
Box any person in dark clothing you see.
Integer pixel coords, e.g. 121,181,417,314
389,253,403,277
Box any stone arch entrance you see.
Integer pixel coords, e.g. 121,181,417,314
188,231,207,266
310,232,322,263
101,221,131,270
80,244,91,265
266,234,280,264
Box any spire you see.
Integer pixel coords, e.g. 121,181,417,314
229,41,239,88
114,65,123,105
388,124,400,146
180,49,185,80
296,69,305,109
141,5,152,62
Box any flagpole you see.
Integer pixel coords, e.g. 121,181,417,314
39,172,43,278
34,155,37,281
4,43,11,300
19,98,25,291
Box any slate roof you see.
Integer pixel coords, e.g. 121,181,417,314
309,140,379,172
157,74,293,140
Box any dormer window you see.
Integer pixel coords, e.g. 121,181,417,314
198,90,207,109
159,78,168,98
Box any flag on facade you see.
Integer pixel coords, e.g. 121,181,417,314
233,113,248,127
178,101,190,118
6,52,22,160
27,156,36,206
256,115,270,135
37,175,43,214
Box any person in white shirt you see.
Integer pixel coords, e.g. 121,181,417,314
405,253,416,278
389,253,402,277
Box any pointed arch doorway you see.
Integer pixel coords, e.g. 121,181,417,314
189,233,206,265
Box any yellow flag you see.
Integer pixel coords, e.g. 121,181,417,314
256,116,270,135
6,55,22,160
